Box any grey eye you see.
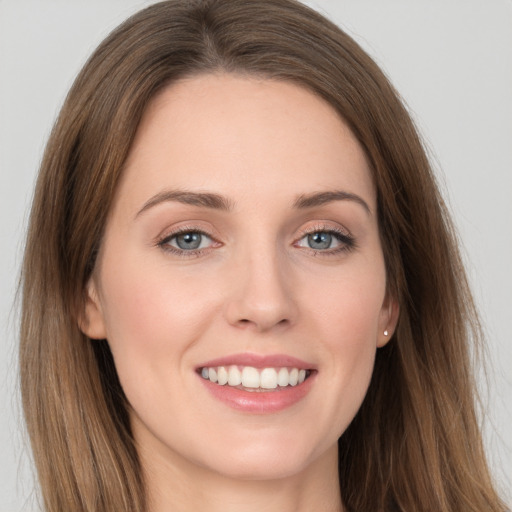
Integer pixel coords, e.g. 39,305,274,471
307,232,333,250
174,232,204,250
159,229,218,255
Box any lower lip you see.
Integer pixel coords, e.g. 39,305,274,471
198,373,316,413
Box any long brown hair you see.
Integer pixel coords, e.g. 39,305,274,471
20,0,507,510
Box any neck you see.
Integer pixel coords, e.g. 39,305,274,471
140,442,344,512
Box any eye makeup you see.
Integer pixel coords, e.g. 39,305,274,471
156,225,222,258
293,222,357,257
155,220,357,259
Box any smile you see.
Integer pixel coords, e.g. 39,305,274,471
196,353,316,412
199,365,311,390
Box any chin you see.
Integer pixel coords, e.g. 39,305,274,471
195,433,332,482
206,455,312,481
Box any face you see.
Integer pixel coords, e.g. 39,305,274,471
82,74,398,482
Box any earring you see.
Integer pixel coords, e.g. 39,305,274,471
383,330,389,336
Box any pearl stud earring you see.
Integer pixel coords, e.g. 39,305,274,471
384,330,389,336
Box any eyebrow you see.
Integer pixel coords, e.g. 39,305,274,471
135,188,371,218
136,189,234,218
293,190,371,215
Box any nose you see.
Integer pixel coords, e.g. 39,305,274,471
223,247,299,333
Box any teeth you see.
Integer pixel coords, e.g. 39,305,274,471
242,367,260,388
200,365,310,389
228,365,242,386
277,367,289,386
208,367,217,383
217,366,228,385
260,368,278,389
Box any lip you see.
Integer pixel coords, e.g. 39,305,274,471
196,352,316,370
196,353,317,414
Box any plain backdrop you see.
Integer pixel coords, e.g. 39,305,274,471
1,1,511,510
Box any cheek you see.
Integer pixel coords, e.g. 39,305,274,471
307,262,386,343
97,255,222,372
95,256,227,439
302,264,386,429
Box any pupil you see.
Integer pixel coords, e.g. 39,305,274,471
308,232,332,250
176,232,201,250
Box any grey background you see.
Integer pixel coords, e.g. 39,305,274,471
1,1,511,509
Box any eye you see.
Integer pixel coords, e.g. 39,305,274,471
304,232,336,250
158,229,217,254
295,227,355,254
173,232,209,250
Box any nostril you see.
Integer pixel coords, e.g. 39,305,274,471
239,317,291,330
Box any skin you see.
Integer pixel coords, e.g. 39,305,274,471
82,74,399,512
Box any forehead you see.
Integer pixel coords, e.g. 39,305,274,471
119,73,375,212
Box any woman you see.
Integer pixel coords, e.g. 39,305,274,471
19,0,507,511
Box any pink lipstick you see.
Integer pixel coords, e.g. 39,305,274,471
196,353,316,413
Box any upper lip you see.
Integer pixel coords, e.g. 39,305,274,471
197,353,316,370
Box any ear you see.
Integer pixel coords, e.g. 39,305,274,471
78,277,107,340
377,292,400,348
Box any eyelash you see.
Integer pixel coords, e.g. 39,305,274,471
294,224,357,256
156,226,218,258
156,224,356,258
